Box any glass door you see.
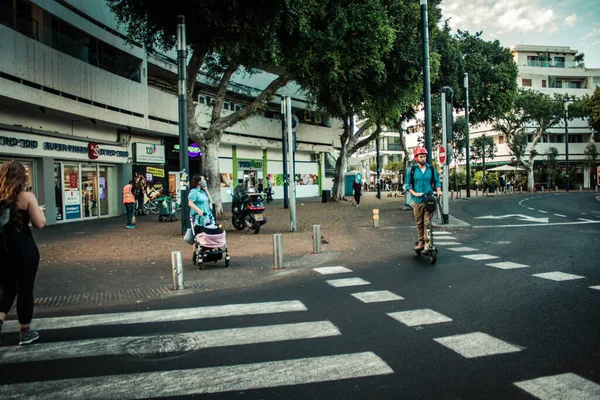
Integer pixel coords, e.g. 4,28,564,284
81,165,98,218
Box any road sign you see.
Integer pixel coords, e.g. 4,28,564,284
439,145,446,164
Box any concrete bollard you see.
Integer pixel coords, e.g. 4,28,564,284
579,185,582,192
372,209,379,228
475,187,478,197
312,225,321,254
171,251,184,290
273,233,283,270
555,186,558,193
541,187,544,193
451,190,454,200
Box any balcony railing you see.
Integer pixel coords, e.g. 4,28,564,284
521,60,583,69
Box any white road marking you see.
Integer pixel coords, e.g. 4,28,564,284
527,207,535,211
486,262,529,270
434,332,522,358
313,266,353,275
538,210,548,214
432,236,457,240
475,214,548,223
351,291,404,303
387,309,452,327
0,321,341,364
532,272,585,281
514,373,600,399
590,285,600,290
554,214,567,217
2,301,307,333
0,352,394,399
473,220,600,228
447,247,479,252
326,278,370,287
433,231,452,235
461,254,499,261
577,218,596,222
435,242,462,246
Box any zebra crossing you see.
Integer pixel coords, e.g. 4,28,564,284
0,300,393,398
311,238,600,399
432,231,597,290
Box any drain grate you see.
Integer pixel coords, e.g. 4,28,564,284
33,287,173,309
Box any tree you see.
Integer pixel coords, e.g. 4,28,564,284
470,135,496,167
544,147,559,188
583,143,599,189
581,87,600,141
369,162,378,173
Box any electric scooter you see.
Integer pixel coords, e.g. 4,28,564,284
414,195,440,264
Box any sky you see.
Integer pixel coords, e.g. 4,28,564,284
439,0,600,68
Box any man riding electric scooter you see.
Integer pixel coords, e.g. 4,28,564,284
406,147,442,253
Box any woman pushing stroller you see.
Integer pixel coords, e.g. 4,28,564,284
188,175,214,244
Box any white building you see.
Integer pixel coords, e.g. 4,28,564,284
0,0,340,225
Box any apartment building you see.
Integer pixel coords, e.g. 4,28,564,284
0,0,340,225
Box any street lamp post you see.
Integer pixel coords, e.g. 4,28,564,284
464,73,470,198
177,15,190,235
564,100,570,192
420,0,433,164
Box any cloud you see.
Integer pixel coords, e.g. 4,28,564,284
440,0,557,35
582,26,600,40
564,14,577,26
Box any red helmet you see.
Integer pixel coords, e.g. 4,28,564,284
413,147,428,159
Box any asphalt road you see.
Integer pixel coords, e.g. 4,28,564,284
1,192,599,399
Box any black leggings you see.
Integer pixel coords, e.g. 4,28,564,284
354,192,361,205
0,246,39,325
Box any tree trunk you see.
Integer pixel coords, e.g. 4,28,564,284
528,161,535,192
332,152,348,201
201,135,224,216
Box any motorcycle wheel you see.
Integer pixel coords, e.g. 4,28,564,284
253,223,261,234
232,217,245,230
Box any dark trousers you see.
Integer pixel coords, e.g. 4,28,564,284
354,192,361,205
125,203,134,226
135,191,145,214
0,248,39,325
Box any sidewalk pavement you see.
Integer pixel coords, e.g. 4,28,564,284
24,192,469,314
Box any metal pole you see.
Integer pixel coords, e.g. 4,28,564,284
420,0,433,163
281,97,289,208
273,234,283,270
286,97,297,232
171,251,184,290
441,91,449,224
177,15,190,234
376,132,381,199
464,73,471,198
564,101,570,192
482,135,486,195
312,225,321,254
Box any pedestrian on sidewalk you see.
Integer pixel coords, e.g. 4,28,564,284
0,161,46,345
406,148,442,251
123,180,135,229
352,179,362,207
134,174,146,215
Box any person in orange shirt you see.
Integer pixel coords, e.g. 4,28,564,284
123,180,135,229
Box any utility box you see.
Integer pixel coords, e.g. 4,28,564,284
345,171,363,196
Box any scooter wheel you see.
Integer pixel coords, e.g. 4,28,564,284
429,250,437,264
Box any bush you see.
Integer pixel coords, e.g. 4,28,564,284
449,170,466,191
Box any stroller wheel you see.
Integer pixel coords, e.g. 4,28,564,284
225,259,230,268
192,252,197,265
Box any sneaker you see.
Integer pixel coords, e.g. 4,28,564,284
126,225,135,229
19,327,39,345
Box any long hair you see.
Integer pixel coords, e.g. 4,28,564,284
0,161,26,229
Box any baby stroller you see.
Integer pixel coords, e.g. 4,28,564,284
190,217,230,270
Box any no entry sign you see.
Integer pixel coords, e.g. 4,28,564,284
439,145,446,164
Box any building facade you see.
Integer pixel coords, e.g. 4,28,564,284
0,0,340,225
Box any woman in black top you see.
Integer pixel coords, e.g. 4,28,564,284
352,179,362,207
0,161,46,345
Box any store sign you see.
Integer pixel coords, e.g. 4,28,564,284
238,160,263,169
188,143,202,158
64,190,81,220
0,130,129,163
135,143,165,164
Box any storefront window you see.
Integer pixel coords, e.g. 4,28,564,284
81,165,97,218
54,163,63,221
99,165,117,217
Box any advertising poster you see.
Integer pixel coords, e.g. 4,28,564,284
220,173,233,187
295,173,318,186
64,189,81,220
133,164,168,202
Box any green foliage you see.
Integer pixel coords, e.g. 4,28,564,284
347,165,357,171
470,135,497,163
581,88,600,139
584,143,599,167
369,162,378,172
385,161,404,174
449,170,466,190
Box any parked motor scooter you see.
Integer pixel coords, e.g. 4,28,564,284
227,188,267,234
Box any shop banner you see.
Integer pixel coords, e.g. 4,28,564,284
135,143,166,164
64,189,81,220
